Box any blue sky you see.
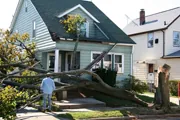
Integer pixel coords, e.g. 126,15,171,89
0,0,180,29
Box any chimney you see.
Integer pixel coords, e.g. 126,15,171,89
140,9,145,25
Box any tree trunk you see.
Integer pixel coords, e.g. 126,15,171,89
157,64,171,112
84,43,117,70
159,72,170,112
71,37,79,70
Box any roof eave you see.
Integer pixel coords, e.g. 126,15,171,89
128,27,167,36
57,4,100,23
162,56,180,59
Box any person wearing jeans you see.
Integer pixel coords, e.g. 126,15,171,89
40,75,56,112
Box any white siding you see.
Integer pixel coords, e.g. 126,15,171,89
12,0,55,50
165,17,180,55
133,63,147,81
131,31,163,61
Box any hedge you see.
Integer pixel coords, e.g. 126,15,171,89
169,80,179,96
92,68,117,87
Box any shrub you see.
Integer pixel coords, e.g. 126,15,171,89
0,86,29,120
92,68,117,87
169,80,178,96
122,75,148,94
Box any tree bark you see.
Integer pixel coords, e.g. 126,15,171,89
71,36,79,70
159,72,171,112
156,64,171,112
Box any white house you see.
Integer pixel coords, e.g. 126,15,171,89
124,7,180,82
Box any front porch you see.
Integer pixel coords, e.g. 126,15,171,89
44,50,80,73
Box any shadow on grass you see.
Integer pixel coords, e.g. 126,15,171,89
137,94,154,103
137,94,177,106
58,113,74,120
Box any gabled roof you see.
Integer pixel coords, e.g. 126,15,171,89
11,0,135,44
124,7,180,36
58,4,100,23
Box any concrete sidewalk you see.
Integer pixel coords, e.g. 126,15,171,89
16,106,135,120
16,107,61,120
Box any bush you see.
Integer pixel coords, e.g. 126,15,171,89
92,68,117,87
0,86,29,120
169,80,178,96
122,75,148,94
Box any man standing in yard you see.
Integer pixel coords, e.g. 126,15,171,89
41,73,56,112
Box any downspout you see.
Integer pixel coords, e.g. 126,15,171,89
131,45,135,75
161,30,165,58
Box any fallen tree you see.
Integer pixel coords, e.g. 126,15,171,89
0,29,149,120
1,69,148,107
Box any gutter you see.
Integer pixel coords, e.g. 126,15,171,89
131,45,135,75
161,30,165,58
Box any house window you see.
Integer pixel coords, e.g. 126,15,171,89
104,54,112,69
47,54,55,72
80,21,89,38
92,53,101,69
173,31,180,47
115,55,123,73
91,52,124,73
32,20,36,38
25,1,28,12
15,30,18,33
148,33,154,48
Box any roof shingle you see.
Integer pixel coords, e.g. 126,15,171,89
31,0,135,44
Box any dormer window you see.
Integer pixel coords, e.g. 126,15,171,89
80,21,89,38
25,1,28,12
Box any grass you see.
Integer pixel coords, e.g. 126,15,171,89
58,110,124,120
58,107,180,120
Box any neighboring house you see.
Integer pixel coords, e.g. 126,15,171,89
10,0,135,81
124,8,180,82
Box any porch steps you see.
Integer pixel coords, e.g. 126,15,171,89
53,98,106,109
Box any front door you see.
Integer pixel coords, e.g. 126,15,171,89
47,53,61,72
147,64,154,83
65,52,72,71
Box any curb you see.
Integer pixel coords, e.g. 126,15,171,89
89,114,180,120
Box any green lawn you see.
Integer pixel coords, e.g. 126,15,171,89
58,107,180,120
58,110,124,120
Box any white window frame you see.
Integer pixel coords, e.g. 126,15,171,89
147,32,154,48
86,21,89,38
32,20,36,39
114,53,124,74
15,30,18,33
79,21,89,38
47,53,61,72
173,31,180,47
91,52,101,69
91,51,124,73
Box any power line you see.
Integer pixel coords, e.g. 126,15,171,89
125,14,138,26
